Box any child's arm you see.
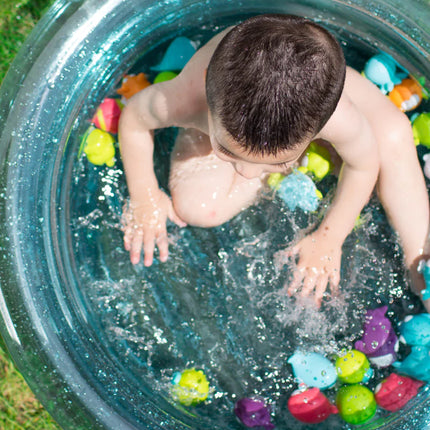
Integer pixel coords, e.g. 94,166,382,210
284,95,380,305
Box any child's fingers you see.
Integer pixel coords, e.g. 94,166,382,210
314,274,330,307
287,268,305,296
168,207,187,228
299,271,318,298
329,270,341,295
143,231,155,267
156,232,169,263
130,229,144,265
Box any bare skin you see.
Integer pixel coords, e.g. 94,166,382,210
119,28,430,310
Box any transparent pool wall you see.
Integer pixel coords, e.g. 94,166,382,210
0,0,430,429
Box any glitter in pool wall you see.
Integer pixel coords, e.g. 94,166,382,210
69,23,429,429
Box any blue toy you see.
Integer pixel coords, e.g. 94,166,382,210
392,346,430,382
288,351,337,390
399,313,430,347
418,259,430,301
277,169,322,212
151,37,197,71
364,53,407,94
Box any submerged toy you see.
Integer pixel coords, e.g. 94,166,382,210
412,112,430,147
288,387,338,424
336,384,377,425
170,368,209,406
392,346,430,382
388,78,422,112
153,71,178,84
276,170,322,212
418,259,430,301
354,306,399,368
234,398,275,430
364,53,406,94
92,98,123,134
298,141,334,180
374,373,424,412
287,351,337,390
398,313,430,347
116,73,151,99
423,154,430,180
335,349,373,384
81,126,116,167
151,37,197,72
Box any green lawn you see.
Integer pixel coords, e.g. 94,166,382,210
0,1,61,428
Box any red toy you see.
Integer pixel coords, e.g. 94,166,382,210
374,373,424,412
288,387,338,424
92,98,123,134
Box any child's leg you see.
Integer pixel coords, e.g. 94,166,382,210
346,70,430,310
169,128,263,227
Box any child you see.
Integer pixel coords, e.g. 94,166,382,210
119,14,430,310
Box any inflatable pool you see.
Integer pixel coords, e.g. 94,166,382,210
1,0,430,429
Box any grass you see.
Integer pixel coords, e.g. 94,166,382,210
0,1,62,428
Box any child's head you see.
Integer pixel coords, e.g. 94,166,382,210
206,14,346,157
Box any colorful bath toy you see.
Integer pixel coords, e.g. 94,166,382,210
412,112,430,147
92,98,123,134
170,368,209,406
277,170,322,212
153,71,178,84
81,126,116,167
234,398,275,430
388,78,422,112
336,384,377,425
423,154,430,180
298,141,334,180
364,53,406,94
151,37,197,72
354,306,399,368
374,373,424,412
392,346,430,382
287,387,338,424
335,349,373,384
418,259,430,300
116,73,151,99
287,351,337,390
398,313,430,347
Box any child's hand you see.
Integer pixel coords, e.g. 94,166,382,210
122,190,187,266
281,230,342,307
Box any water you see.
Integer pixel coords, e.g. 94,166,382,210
68,25,428,429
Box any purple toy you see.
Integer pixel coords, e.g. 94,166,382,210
354,306,399,368
234,398,275,430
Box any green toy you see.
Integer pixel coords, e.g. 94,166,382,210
81,126,116,167
412,112,430,148
170,368,210,406
336,384,377,425
335,349,373,384
298,141,334,180
153,71,178,84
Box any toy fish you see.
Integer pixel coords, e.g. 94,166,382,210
392,345,430,382
80,126,116,167
354,306,399,368
151,37,197,72
287,351,337,390
170,368,209,406
288,387,338,424
388,78,422,112
374,373,424,412
336,384,377,425
398,313,430,347
335,349,373,384
234,398,275,430
116,73,151,100
92,98,123,134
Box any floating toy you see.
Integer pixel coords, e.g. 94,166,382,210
336,384,377,425
153,71,178,84
335,349,373,384
92,98,123,134
392,346,430,382
298,141,334,180
364,53,406,94
374,373,424,412
287,351,337,390
151,37,197,72
276,170,322,212
116,73,151,99
170,368,209,406
398,313,430,347
412,112,430,148
288,387,338,424
354,306,399,368
234,398,275,430
388,78,422,112
418,259,430,301
80,126,116,167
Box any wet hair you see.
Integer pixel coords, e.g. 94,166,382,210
206,14,346,155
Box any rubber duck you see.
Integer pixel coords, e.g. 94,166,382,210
170,368,209,406
412,112,430,147
392,346,430,382
398,313,430,347
116,73,151,99
388,78,422,112
151,37,197,72
92,98,123,134
81,126,116,167
335,349,373,384
234,398,275,430
336,384,377,425
298,141,334,180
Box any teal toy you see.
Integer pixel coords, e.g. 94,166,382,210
336,384,377,425
80,126,116,167
153,71,178,84
418,259,430,301
335,349,373,384
170,368,210,406
392,346,430,382
399,313,430,347
151,37,197,71
412,112,430,147
287,351,337,390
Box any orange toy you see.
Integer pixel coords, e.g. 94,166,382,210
388,78,422,112
116,73,151,99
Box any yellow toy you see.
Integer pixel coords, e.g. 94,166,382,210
298,141,334,180
170,368,209,406
81,126,116,167
335,349,373,384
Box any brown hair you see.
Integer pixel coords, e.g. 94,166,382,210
206,14,346,155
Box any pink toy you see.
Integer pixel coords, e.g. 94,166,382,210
92,98,123,134
375,373,424,412
288,387,338,424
